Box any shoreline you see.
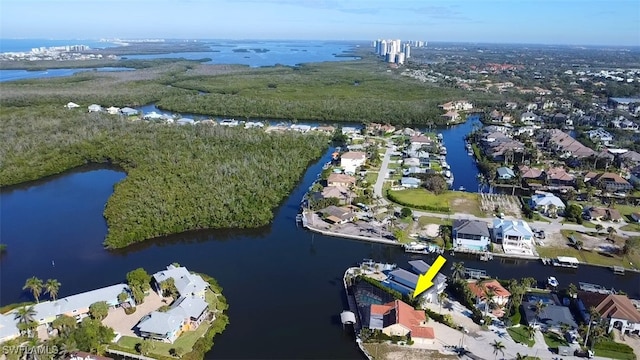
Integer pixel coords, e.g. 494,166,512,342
303,217,640,274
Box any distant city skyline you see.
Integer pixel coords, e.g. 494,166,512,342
2,0,639,46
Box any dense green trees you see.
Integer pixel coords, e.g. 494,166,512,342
88,301,109,320
0,105,329,248
126,268,151,304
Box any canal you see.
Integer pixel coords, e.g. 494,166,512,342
1,126,639,359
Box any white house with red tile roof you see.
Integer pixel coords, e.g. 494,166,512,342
368,299,435,343
468,280,511,308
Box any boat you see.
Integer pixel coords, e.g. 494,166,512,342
548,276,559,288
404,242,428,251
467,150,474,156
440,147,447,155
466,143,472,151
437,133,443,140
458,186,466,191
444,170,451,178
220,118,239,127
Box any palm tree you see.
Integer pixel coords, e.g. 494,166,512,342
491,340,506,359
533,300,547,328
57,339,78,359
568,283,578,298
438,291,448,313
14,306,37,336
23,277,43,303
515,353,527,360
524,325,536,340
450,261,466,282
595,224,603,233
45,279,61,301
606,226,616,240
483,284,497,316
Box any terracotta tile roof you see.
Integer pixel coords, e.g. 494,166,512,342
546,167,575,181
596,295,640,322
519,165,543,179
595,172,630,185
372,300,434,339
468,280,511,299
327,173,356,185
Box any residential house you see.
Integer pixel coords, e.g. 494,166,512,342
106,106,120,115
620,119,639,131
440,100,473,112
407,260,447,304
316,125,335,134
489,109,503,122
120,107,139,117
452,219,491,251
341,127,360,135
468,280,511,315
583,207,623,222
151,264,209,299
620,151,640,167
368,300,435,344
441,111,460,123
65,102,80,109
545,167,575,187
588,172,633,192
402,167,427,176
587,128,614,146
321,205,354,224
529,192,566,216
505,102,518,110
577,291,640,335
403,158,421,167
520,112,540,124
496,167,515,180
137,295,209,343
87,104,103,113
523,295,578,331
519,165,543,180
340,151,366,174
545,129,595,159
410,135,432,147
630,165,640,185
316,186,355,205
0,284,133,342
400,177,421,188
493,219,534,251
327,173,356,188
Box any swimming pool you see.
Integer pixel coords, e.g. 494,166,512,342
524,293,557,305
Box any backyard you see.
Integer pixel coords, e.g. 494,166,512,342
387,189,481,216
507,326,535,347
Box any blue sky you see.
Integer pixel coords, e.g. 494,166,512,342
1,0,639,45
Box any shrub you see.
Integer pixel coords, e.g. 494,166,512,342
124,306,136,315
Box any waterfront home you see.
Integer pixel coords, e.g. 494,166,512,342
321,205,354,224
529,192,566,217
523,295,577,331
620,151,640,167
0,284,132,342
496,167,515,180
341,126,359,135
106,106,120,115
340,151,366,174
219,119,239,127
439,100,473,112
176,118,195,126
410,135,432,146
400,177,421,189
402,167,427,176
468,280,511,315
402,158,421,167
441,111,460,123
290,124,312,133
315,125,335,134
520,111,540,124
583,207,622,222
65,102,80,109
137,295,209,343
137,265,213,343
368,300,435,344
88,104,103,113
327,173,356,188
452,219,491,251
315,186,355,205
244,121,264,129
577,292,640,335
586,172,633,192
407,260,447,304
492,219,534,255
120,107,139,117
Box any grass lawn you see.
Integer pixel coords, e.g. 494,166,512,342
507,326,535,347
594,349,636,360
620,221,640,232
418,216,452,227
543,331,568,350
387,189,481,216
365,172,378,185
530,213,551,223
536,245,636,269
562,219,596,228
388,162,401,169
362,343,458,360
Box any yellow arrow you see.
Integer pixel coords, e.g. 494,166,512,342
413,255,447,298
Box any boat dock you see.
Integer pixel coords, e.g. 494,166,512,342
464,268,490,280
404,246,445,255
541,256,579,268
612,266,625,275
450,248,494,261
579,282,616,294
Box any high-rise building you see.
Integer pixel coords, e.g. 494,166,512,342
403,44,411,59
395,53,405,65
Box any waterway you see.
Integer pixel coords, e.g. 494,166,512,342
0,67,134,82
1,144,639,359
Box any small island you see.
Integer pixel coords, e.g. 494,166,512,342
0,264,228,360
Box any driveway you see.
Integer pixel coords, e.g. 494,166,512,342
103,291,170,337
373,143,393,203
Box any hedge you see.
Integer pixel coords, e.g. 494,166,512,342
386,191,451,213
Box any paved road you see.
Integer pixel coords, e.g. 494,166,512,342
373,143,393,203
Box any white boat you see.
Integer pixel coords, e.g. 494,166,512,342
220,118,239,127
548,276,559,288
437,133,443,140
459,186,466,191
444,170,451,178
440,147,447,155
405,242,428,251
